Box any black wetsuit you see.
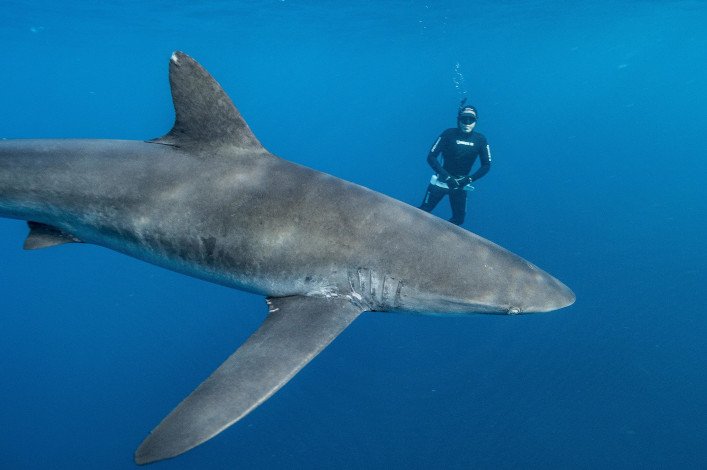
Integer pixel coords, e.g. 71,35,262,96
419,128,491,225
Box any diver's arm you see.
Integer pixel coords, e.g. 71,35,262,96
426,134,450,179
469,139,491,182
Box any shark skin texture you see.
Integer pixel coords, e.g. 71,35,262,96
0,52,575,465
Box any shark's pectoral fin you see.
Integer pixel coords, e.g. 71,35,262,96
134,295,365,465
23,221,82,250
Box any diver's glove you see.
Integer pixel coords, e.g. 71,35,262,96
449,175,473,190
437,171,457,189
457,176,473,187
446,176,461,190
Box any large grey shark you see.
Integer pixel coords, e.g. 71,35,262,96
0,52,574,464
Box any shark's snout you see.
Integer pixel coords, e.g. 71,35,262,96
522,273,575,313
556,282,576,309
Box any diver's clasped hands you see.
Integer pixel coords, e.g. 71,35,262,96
440,174,472,190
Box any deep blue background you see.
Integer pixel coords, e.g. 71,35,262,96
1,1,705,468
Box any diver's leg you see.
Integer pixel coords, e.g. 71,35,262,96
419,185,446,212
448,189,468,225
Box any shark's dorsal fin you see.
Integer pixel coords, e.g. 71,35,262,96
152,51,264,151
23,221,82,250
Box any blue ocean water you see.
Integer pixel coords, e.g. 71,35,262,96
1,1,705,468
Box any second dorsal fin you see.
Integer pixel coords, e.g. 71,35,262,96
153,51,264,151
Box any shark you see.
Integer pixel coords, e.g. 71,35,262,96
0,52,575,464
